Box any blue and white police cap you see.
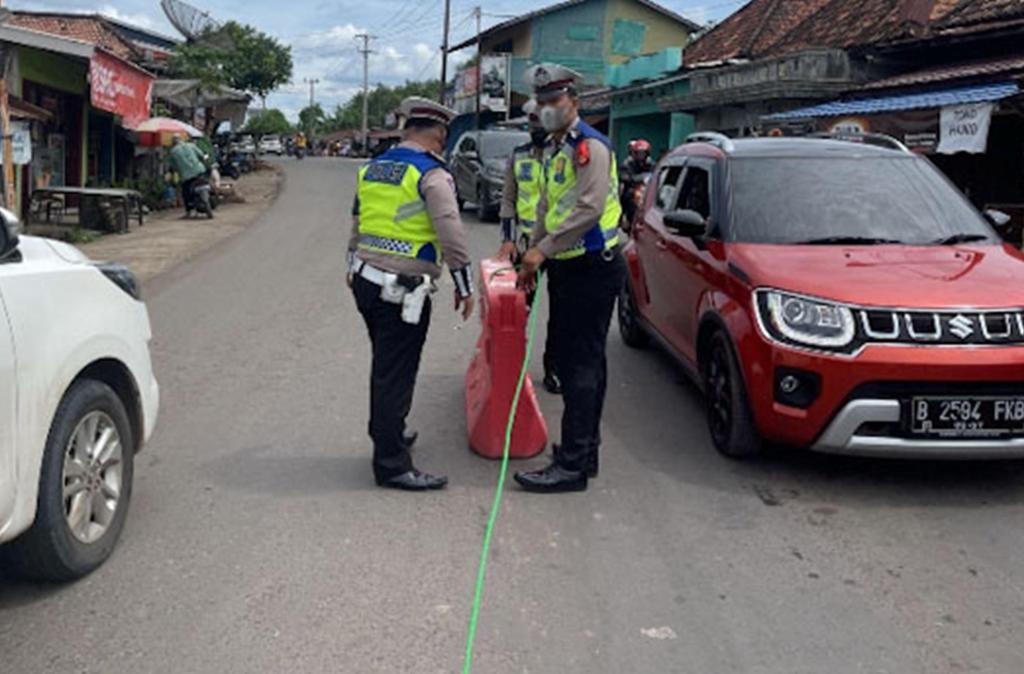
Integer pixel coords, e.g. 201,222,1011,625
524,64,582,102
399,97,456,126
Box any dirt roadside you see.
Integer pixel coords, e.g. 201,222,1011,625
71,166,283,282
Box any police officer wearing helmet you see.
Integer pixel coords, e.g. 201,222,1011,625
514,64,626,494
496,98,561,395
348,97,475,491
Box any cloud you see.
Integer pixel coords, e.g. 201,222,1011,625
295,23,365,56
413,43,434,61
97,4,155,28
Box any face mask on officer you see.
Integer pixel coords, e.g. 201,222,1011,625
539,93,577,133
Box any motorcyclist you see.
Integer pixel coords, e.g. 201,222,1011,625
620,139,653,225
168,135,210,219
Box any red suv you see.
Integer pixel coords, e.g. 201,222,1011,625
618,132,1024,459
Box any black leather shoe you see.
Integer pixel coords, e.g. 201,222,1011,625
543,372,562,395
401,431,419,450
377,470,448,491
514,463,587,493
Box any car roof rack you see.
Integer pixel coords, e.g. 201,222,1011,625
684,132,735,153
806,131,912,154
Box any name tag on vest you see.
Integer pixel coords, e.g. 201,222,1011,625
365,161,409,185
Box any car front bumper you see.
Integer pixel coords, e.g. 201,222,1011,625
744,338,1024,459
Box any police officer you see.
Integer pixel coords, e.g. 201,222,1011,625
495,99,561,395
514,64,626,494
348,97,475,491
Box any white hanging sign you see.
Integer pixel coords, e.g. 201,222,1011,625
937,102,994,155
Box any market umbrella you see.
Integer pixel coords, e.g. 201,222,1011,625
134,117,204,137
133,117,205,147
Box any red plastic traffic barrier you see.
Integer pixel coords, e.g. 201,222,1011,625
465,258,548,460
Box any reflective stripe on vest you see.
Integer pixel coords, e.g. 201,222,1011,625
543,123,621,260
512,147,543,235
356,147,445,264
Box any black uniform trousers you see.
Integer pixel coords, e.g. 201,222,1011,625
545,247,626,472
352,275,432,482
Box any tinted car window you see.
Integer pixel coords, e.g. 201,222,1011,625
678,166,711,219
728,157,997,245
655,166,684,210
459,135,477,153
479,132,530,160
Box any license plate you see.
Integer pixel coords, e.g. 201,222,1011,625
909,397,1024,438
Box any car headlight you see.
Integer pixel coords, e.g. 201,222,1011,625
757,290,855,350
95,262,141,300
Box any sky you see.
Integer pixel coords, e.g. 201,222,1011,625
10,0,740,121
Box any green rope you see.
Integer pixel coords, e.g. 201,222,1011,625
462,271,545,674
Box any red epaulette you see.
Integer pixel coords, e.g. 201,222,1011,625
576,140,590,167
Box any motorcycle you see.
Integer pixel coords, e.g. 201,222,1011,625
217,149,241,180
190,174,215,219
621,171,651,230
295,147,305,160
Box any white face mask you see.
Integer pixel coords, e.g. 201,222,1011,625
540,106,564,133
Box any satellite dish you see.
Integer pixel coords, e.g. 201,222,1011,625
160,0,232,48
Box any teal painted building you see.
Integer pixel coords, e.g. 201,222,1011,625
450,0,699,98
606,48,694,161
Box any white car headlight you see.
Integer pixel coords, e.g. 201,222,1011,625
758,290,855,350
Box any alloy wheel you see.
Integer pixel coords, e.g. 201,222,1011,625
61,411,124,545
706,343,733,445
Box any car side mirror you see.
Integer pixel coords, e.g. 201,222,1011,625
985,209,1012,232
663,209,706,238
0,207,20,260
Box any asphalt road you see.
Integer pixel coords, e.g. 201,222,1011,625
3,157,1024,674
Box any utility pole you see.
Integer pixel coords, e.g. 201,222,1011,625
474,6,482,130
0,44,15,211
303,78,320,108
355,33,374,153
439,0,451,104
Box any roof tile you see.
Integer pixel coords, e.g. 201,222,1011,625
9,13,138,60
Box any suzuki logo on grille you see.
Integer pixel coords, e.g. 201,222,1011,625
949,314,975,340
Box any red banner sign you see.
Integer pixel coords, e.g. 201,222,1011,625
89,50,154,128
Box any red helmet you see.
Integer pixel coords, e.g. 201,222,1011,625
628,139,652,153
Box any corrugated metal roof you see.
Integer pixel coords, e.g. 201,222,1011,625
862,56,1024,89
764,81,1020,120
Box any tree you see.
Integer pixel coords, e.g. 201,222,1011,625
323,79,441,133
168,22,293,102
245,109,293,136
220,22,293,103
298,104,327,136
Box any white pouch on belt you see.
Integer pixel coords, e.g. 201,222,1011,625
401,275,432,325
379,273,405,305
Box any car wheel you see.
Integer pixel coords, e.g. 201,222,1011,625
703,331,762,459
0,380,135,581
618,277,648,348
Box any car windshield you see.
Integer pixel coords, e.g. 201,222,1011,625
728,156,998,245
479,132,530,160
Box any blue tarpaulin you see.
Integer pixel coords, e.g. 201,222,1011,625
764,82,1021,121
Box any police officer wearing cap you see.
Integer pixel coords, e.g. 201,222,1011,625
496,99,561,395
514,64,626,494
348,97,475,491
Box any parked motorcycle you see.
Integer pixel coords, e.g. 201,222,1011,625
218,149,241,180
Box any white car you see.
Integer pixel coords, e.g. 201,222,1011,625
0,208,159,581
259,135,284,155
